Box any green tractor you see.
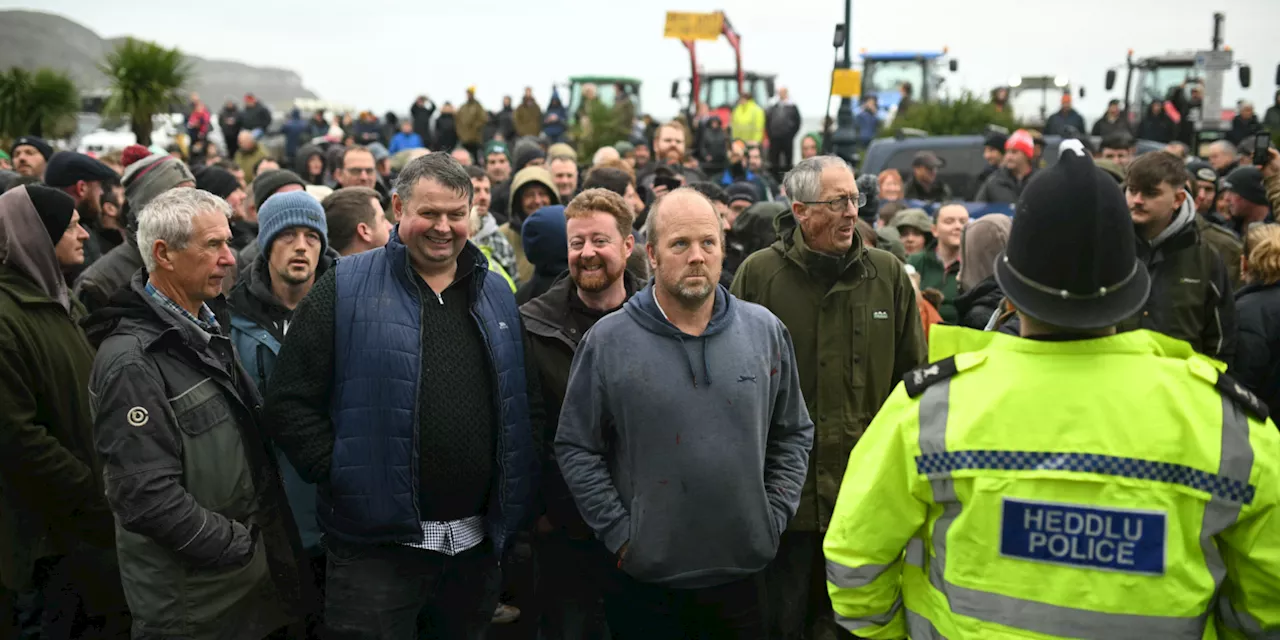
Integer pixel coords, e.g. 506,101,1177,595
566,76,643,125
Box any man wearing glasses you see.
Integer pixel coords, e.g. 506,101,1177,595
730,155,926,640
336,147,379,190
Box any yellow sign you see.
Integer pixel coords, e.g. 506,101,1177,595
664,11,724,41
832,68,862,98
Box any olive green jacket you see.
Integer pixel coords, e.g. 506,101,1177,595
730,214,927,531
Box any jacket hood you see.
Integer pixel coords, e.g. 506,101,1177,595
1148,190,1197,250
958,215,1011,291
623,283,734,387
521,205,568,276
474,211,503,244
0,186,68,310
294,144,326,177
508,166,560,227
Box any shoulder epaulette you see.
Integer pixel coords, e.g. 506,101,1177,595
1216,371,1269,421
903,356,959,398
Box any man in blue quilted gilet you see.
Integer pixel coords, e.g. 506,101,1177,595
265,152,542,639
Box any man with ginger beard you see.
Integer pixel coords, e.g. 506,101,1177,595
519,188,643,638
638,122,705,196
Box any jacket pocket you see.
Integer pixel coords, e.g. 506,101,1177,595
171,379,256,516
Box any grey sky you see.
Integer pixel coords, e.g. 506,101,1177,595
7,0,1280,123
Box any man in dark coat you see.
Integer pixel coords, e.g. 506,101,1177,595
1091,99,1132,138
264,154,541,638
84,187,308,639
767,88,802,173
520,188,641,637
240,93,273,136
0,185,128,638
410,95,437,148
219,101,242,155
1044,93,1087,136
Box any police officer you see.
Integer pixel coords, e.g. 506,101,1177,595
822,141,1280,638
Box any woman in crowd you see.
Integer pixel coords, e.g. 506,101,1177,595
1233,223,1280,418
953,214,1012,330
877,168,903,203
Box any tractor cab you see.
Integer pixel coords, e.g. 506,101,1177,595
677,71,775,128
567,76,643,123
859,50,956,120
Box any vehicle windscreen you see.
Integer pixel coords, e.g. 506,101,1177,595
865,60,924,99
1137,64,1197,106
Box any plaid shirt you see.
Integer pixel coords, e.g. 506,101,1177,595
402,516,485,555
145,282,219,334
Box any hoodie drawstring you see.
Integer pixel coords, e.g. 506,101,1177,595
673,335,713,388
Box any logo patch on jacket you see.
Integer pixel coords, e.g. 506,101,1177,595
126,407,149,427
1000,498,1166,575
873,310,889,320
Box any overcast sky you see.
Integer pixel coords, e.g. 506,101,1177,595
7,0,1280,123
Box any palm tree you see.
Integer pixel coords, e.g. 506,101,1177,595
100,38,191,146
0,67,80,145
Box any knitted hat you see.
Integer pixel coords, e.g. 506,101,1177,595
10,136,52,161
121,144,151,168
726,182,758,206
1221,167,1267,206
257,190,328,257
25,184,76,246
995,139,1149,330
367,142,391,163
484,141,510,160
251,169,306,208
615,141,635,156
1005,130,1035,159
984,132,1009,152
122,154,197,227
194,166,241,199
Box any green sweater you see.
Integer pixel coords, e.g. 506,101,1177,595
908,243,961,324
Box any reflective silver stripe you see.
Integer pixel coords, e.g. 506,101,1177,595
1208,396,1256,628
906,610,948,640
826,559,892,589
914,373,1210,639
945,580,1206,639
834,598,902,632
918,381,956,503
905,538,925,568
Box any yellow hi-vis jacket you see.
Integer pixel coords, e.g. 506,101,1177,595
824,326,1280,640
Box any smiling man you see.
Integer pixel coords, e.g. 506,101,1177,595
730,155,925,639
265,153,540,639
85,187,305,639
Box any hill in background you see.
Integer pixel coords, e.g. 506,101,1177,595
0,10,318,109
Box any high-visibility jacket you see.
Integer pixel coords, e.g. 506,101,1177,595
731,100,766,144
824,325,1280,640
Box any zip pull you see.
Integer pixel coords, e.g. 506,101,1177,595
436,292,444,305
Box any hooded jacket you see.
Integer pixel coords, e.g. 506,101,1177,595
473,211,519,281
515,205,567,305
434,109,458,152
229,250,336,554
907,241,961,323
554,284,813,588
410,99,436,144
0,187,115,591
952,276,1005,331
1118,194,1236,362
281,109,307,160
520,271,641,536
82,272,307,638
499,168,561,284
543,94,569,140
1234,280,1280,418
294,144,327,186
730,211,926,531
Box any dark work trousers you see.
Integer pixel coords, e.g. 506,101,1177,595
534,532,614,639
604,570,768,640
15,550,131,640
765,531,853,640
322,536,498,640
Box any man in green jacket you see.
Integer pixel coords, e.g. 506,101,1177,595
457,87,488,162
907,203,969,323
730,156,926,640
0,185,127,637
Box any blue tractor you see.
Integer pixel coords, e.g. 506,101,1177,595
859,50,958,121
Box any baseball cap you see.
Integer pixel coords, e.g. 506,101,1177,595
43,151,118,188
911,151,945,169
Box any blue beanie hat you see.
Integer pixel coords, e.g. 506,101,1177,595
258,190,328,256
520,205,568,276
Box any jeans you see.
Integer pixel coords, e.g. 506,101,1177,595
535,532,614,639
764,531,853,640
604,571,767,640
322,536,497,640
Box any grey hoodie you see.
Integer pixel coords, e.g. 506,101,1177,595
555,284,813,589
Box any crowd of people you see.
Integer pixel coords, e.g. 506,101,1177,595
2,73,1280,640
